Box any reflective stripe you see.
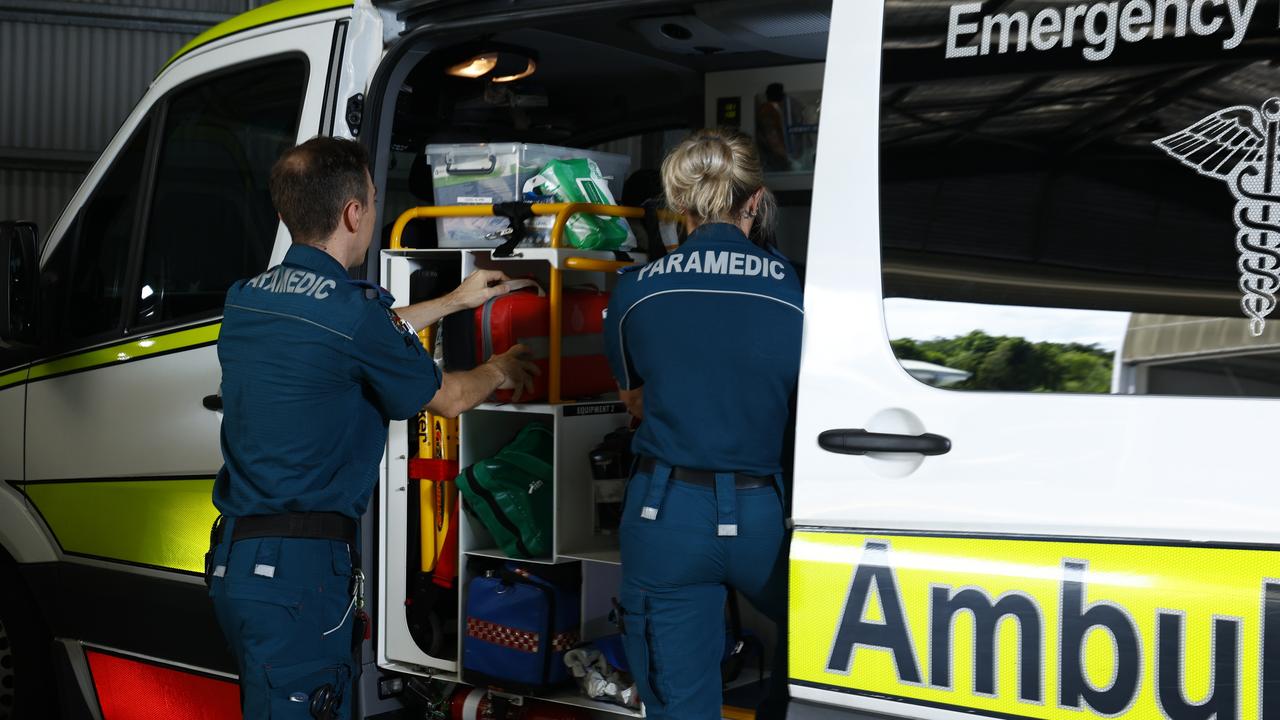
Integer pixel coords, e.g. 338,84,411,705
163,0,353,70
515,333,604,360
24,322,220,383
0,367,27,391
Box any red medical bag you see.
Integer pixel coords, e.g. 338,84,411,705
476,287,613,403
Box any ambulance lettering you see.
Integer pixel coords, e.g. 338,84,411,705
795,535,1280,719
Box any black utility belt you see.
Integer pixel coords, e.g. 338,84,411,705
221,512,358,546
636,458,773,489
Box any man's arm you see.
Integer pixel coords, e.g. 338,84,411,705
395,269,511,331
426,344,539,418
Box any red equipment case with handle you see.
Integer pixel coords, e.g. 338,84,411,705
476,286,613,403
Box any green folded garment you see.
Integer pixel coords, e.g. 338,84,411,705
456,423,553,559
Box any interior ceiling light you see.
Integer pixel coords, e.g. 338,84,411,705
492,58,536,83
446,53,498,79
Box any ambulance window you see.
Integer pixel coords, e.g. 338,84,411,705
62,120,152,342
133,58,306,327
879,0,1280,397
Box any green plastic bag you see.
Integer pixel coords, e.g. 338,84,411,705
522,158,632,250
456,423,553,559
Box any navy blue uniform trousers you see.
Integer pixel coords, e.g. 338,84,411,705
209,531,356,719
619,471,789,719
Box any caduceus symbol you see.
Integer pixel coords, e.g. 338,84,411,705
1154,98,1280,337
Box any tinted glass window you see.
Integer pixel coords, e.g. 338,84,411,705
880,0,1280,397
37,218,77,349
64,120,150,341
134,59,306,326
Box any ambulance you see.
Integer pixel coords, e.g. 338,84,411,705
1,0,1276,718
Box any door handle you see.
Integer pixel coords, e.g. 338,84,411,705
818,429,951,456
202,394,223,412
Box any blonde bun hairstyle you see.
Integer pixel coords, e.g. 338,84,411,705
661,128,776,245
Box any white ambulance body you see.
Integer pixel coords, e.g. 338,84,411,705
0,0,1275,718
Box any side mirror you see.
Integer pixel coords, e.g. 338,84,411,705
0,221,39,344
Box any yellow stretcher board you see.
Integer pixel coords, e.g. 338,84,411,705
789,529,1280,720
419,477,456,574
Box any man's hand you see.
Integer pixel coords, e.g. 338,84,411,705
448,269,513,311
487,344,540,402
396,269,513,332
426,344,541,417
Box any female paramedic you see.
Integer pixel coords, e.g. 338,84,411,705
602,129,803,720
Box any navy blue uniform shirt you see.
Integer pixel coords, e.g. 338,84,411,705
213,243,441,519
603,222,803,476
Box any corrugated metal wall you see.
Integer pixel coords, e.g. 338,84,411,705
0,1,267,238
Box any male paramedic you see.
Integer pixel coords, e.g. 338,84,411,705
206,137,537,719
604,128,802,719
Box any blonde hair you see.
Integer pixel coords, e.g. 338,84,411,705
661,128,776,241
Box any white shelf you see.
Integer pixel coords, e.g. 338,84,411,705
472,400,627,416
537,688,644,718
559,548,621,565
464,547,569,566
473,401,559,414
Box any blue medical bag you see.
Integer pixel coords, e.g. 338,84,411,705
463,563,581,692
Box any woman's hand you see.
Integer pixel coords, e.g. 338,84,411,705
619,386,644,420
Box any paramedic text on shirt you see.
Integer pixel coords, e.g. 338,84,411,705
603,129,804,720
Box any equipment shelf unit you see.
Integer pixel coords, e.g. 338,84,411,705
377,203,646,718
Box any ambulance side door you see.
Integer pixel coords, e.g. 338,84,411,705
791,2,1280,719
22,20,338,587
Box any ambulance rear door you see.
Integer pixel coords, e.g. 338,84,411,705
791,1,1280,719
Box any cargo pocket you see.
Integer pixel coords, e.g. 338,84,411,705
619,590,664,711
265,659,349,719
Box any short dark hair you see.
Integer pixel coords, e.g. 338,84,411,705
269,137,371,245
766,83,785,102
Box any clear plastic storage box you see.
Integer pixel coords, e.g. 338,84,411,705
424,143,634,249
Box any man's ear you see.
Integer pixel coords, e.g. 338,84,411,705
341,199,362,234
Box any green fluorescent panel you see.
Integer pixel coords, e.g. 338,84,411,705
165,0,353,69
0,368,26,391
25,479,219,573
27,323,220,382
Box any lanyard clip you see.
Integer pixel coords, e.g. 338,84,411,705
354,568,366,611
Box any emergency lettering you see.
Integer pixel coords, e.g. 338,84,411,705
790,532,1280,720
945,0,1257,62
247,267,337,299
637,250,786,281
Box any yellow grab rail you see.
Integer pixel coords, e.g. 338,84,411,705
390,202,680,250
389,205,498,249
563,257,636,273
390,202,680,403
